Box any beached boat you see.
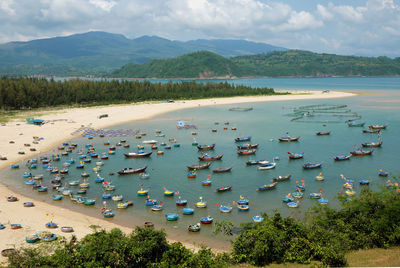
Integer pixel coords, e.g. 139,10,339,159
237,144,258,150
26,234,40,243
188,223,201,232
11,224,22,229
253,216,264,222
257,182,278,191
118,165,148,175
45,222,58,229
84,199,96,205
165,213,179,221
278,136,300,142
198,154,223,161
23,202,34,207
369,124,387,129
237,149,257,156
258,162,276,170
272,174,291,182
362,129,380,133
197,144,215,151
11,164,19,169
51,194,62,201
212,166,232,173
216,185,232,192
316,131,331,136
124,152,152,158
303,162,322,169
334,155,351,161
350,149,373,156
7,196,18,202
235,136,251,142
348,122,365,127
287,152,304,159
187,162,211,170
362,141,382,147
61,226,74,233
200,216,213,224
42,232,57,242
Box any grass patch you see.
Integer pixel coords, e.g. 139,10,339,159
346,247,400,267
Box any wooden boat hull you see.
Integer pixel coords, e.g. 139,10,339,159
216,185,232,192
334,155,351,161
316,131,331,135
303,163,322,169
124,152,152,158
257,182,277,191
237,149,257,155
362,141,382,147
212,166,232,173
278,136,300,142
369,125,386,129
198,154,223,161
350,150,373,156
187,162,211,170
237,144,258,150
272,174,291,182
197,144,215,151
118,165,148,175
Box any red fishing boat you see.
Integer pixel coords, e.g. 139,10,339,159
237,149,257,155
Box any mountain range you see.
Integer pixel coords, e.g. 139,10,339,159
0,31,286,76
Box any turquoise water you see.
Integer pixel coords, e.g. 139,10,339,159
1,77,400,247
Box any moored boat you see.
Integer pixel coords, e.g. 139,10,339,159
237,144,258,150
363,129,380,133
187,171,197,178
212,166,232,173
350,149,373,156
258,162,276,170
303,162,322,169
316,131,331,136
165,213,179,221
287,152,304,159
187,162,211,170
238,149,257,156
257,182,278,191
362,141,382,147
253,215,264,222
379,169,388,177
278,136,300,142
197,144,215,151
219,205,233,213
237,204,249,211
334,155,351,161
200,216,213,224
216,185,232,192
348,122,365,127
198,154,223,161
272,174,291,182
235,136,251,142
369,124,387,129
118,165,148,175
124,152,152,158
188,223,201,232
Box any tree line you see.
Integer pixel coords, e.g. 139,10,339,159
0,77,277,110
6,185,400,267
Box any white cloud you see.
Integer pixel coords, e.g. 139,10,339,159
0,0,15,15
89,0,116,12
316,4,333,20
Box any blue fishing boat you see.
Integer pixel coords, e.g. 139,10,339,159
25,234,40,243
287,202,299,208
165,213,179,221
303,162,322,169
42,233,57,242
23,172,32,178
145,198,157,206
309,193,321,199
45,222,58,228
25,179,35,185
102,193,112,199
360,180,370,185
151,204,163,211
237,204,250,211
200,216,214,224
348,122,365,127
103,210,115,218
95,177,105,183
219,205,233,213
318,199,329,205
253,215,264,222
257,182,277,191
51,194,63,201
182,208,194,215
235,136,251,142
334,155,351,161
378,170,388,177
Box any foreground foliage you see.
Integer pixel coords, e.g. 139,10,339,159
0,77,277,110
7,183,400,267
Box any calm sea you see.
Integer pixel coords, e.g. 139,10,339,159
2,77,400,247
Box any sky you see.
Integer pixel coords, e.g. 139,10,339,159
0,0,399,57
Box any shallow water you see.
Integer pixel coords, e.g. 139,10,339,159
1,77,400,246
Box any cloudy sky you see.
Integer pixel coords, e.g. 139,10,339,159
0,0,399,57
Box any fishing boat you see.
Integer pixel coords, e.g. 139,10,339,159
118,165,148,175
51,194,62,201
186,170,197,178
198,154,223,161
287,152,304,159
61,226,74,233
362,141,382,147
11,224,22,229
219,205,233,213
188,223,201,232
258,162,276,170
102,209,115,218
103,184,116,191
216,185,232,192
7,196,18,202
287,202,299,208
237,204,249,211
112,195,123,201
187,162,211,170
360,180,370,185
237,144,258,150
303,162,322,169
137,187,149,196
145,198,157,206
318,198,329,205
25,179,35,185
191,141,198,146
117,202,129,209
77,189,87,194
272,174,292,182
316,131,331,136
11,164,19,169
350,149,373,156
102,193,112,199
80,181,89,188
334,155,351,161
363,129,380,133
237,196,249,205
182,208,195,215
348,122,365,127
151,204,163,211
257,182,278,191
369,124,387,129
316,173,324,181
37,186,48,192
176,198,187,206
84,199,96,205
201,179,212,186
45,222,58,229
69,180,79,186
253,215,264,222
124,152,152,158
200,216,214,224
197,144,215,151
379,170,388,177
196,197,207,208
164,189,175,196
23,202,34,207
23,172,32,178
309,193,322,199
278,136,300,142
165,213,179,221
246,160,261,165
76,163,84,169
26,234,40,243
237,149,257,156
42,232,57,242
235,136,251,142
212,166,233,173
283,195,294,203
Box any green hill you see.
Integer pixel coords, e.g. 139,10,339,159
110,50,400,78
110,51,243,78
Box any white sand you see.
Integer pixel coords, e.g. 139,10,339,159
0,90,355,260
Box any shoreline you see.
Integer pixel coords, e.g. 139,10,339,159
0,90,355,259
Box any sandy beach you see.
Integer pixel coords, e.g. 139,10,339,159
0,90,355,261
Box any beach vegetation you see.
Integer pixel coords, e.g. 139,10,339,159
0,77,277,110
